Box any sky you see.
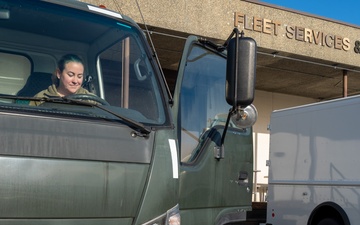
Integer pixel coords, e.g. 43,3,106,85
260,0,360,26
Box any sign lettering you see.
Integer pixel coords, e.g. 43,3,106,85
234,12,354,53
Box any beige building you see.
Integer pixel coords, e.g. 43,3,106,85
83,0,360,201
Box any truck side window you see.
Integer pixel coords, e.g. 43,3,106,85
98,35,164,123
180,45,230,162
0,52,31,96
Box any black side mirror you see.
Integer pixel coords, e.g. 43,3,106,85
226,31,257,108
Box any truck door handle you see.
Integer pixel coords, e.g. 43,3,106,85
237,171,249,187
236,171,250,192
238,171,248,181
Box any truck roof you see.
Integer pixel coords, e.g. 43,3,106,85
46,0,132,19
1,0,139,45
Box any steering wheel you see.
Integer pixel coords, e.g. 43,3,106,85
66,94,110,106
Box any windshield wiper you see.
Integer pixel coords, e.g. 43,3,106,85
89,102,151,136
0,94,151,136
61,96,152,136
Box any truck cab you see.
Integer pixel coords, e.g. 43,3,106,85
0,0,257,224
0,1,177,224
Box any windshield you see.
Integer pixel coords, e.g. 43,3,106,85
0,0,167,126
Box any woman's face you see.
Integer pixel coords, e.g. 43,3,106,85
56,61,84,96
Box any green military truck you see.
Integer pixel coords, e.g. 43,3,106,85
0,0,257,224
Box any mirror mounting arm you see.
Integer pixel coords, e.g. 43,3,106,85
215,28,244,160
215,28,257,160
215,29,242,161
214,107,234,160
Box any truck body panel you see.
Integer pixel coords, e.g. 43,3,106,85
267,95,360,225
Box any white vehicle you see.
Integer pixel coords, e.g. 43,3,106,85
266,95,360,225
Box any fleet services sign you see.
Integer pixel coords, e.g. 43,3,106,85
234,12,357,53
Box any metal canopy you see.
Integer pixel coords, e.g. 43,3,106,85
145,26,360,100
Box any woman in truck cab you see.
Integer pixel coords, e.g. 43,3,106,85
30,54,92,106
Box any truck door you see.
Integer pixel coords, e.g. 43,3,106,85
173,36,254,224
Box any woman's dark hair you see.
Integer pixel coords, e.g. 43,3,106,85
53,54,84,86
58,54,84,72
